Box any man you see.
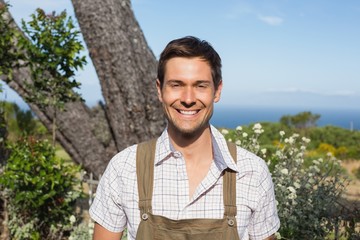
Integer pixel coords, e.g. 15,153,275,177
90,36,280,239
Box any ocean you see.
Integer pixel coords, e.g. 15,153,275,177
210,106,360,130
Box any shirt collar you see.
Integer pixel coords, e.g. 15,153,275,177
155,125,239,173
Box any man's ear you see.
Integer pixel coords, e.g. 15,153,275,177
214,80,223,103
156,79,163,102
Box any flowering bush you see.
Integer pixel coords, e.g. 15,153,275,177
221,123,350,239
68,218,94,240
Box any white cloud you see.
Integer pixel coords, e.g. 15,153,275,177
258,15,283,26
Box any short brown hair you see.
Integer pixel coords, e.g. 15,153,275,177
157,36,222,90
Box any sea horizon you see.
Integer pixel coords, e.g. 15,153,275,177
211,106,360,131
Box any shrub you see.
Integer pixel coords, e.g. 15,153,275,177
0,137,83,239
221,124,350,239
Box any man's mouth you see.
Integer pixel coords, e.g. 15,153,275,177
177,110,199,115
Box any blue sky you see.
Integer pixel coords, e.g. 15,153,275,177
2,0,360,110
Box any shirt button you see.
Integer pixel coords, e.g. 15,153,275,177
173,151,182,158
142,213,149,221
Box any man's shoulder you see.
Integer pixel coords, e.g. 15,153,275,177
109,137,161,165
108,143,138,168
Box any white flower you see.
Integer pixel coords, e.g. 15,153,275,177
302,137,311,143
287,186,296,193
253,123,262,130
261,148,267,155
221,129,229,135
275,150,282,157
242,132,248,138
288,192,297,200
300,146,306,151
312,160,319,165
280,168,289,175
312,166,320,173
228,138,233,142
294,182,301,189
327,152,333,157
254,129,262,134
292,133,299,138
279,131,285,136
288,137,295,144
235,140,241,146
236,126,242,131
284,138,289,143
318,158,323,163
69,215,76,224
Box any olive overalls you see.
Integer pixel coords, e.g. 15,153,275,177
135,139,240,240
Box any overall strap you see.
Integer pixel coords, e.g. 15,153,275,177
223,141,237,218
136,138,157,214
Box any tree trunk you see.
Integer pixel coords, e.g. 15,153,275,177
71,0,165,149
0,0,165,177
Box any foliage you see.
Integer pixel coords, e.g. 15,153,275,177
227,119,360,160
0,2,19,78
68,219,93,240
221,124,353,239
18,8,86,144
19,8,86,110
280,111,321,129
0,101,46,140
0,137,83,239
307,126,360,159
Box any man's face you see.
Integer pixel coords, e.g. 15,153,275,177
156,57,222,137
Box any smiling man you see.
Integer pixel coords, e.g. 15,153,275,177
90,36,280,240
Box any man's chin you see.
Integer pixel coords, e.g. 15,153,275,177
175,124,209,139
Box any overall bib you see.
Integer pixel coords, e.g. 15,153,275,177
135,139,240,240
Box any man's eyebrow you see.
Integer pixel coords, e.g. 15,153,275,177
195,80,211,84
166,80,184,84
165,79,211,85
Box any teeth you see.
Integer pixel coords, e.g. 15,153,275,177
179,110,197,115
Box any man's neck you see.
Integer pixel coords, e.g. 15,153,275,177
168,125,214,198
168,125,213,165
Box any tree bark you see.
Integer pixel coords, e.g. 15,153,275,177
71,0,165,149
1,0,165,177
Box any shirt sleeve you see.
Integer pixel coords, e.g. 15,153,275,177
248,160,280,239
89,156,127,233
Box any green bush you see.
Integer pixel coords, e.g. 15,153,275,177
0,137,83,239
221,124,351,239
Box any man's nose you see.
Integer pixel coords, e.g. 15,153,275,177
180,87,196,106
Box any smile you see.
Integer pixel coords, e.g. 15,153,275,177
177,110,199,115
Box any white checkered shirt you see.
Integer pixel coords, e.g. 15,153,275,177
89,125,280,240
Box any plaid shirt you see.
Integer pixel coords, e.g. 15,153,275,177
89,125,280,240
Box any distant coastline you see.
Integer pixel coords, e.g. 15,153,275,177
211,106,360,131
